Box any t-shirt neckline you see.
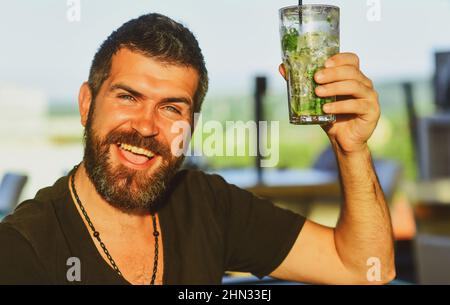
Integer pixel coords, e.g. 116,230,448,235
58,168,169,285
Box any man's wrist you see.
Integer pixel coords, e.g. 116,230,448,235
330,138,376,191
329,138,370,159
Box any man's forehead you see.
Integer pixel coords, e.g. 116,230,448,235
107,48,199,99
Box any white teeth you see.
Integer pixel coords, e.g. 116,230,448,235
119,143,154,158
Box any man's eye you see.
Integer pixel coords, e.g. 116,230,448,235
118,94,136,102
164,105,181,114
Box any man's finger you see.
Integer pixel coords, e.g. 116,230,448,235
315,65,373,88
315,80,374,99
323,99,373,116
325,52,360,69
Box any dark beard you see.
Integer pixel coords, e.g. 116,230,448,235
83,119,184,214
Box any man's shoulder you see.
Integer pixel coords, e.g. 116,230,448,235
1,175,69,241
0,176,69,284
2,198,53,233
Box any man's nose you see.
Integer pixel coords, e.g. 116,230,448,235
130,108,159,137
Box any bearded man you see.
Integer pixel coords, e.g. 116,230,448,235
0,13,395,285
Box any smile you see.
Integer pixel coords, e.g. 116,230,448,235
118,143,154,158
115,143,157,168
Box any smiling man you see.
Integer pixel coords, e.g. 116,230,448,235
0,13,395,285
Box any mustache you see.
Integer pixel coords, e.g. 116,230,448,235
103,130,171,157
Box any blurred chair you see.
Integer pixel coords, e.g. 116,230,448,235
312,145,403,204
373,159,403,205
311,145,338,172
0,172,28,215
416,114,450,180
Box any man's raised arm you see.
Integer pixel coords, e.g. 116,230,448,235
270,53,396,284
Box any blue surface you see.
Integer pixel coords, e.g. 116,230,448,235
208,168,338,189
208,159,401,200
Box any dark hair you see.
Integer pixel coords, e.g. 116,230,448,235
87,13,208,113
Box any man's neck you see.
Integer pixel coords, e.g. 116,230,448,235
71,163,152,234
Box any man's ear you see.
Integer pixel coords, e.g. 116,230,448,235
78,82,92,127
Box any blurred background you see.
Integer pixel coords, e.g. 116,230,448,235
1,0,450,284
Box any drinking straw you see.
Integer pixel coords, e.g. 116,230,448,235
298,0,303,25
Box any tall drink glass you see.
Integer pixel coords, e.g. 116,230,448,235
279,5,340,125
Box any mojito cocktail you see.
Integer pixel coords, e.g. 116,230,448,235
279,5,340,125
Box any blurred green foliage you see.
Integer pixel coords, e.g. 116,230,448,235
197,79,435,181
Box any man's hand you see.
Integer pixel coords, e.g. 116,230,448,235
279,52,380,155
274,54,395,284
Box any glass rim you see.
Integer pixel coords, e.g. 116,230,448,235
279,4,340,13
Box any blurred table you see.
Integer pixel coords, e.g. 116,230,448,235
209,160,401,204
209,168,341,203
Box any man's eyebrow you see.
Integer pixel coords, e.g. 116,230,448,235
109,83,192,107
161,97,192,107
109,83,145,99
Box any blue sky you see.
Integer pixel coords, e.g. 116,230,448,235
1,0,450,100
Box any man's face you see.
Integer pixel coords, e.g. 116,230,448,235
80,48,199,212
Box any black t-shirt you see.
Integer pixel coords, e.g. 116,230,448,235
0,168,305,284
